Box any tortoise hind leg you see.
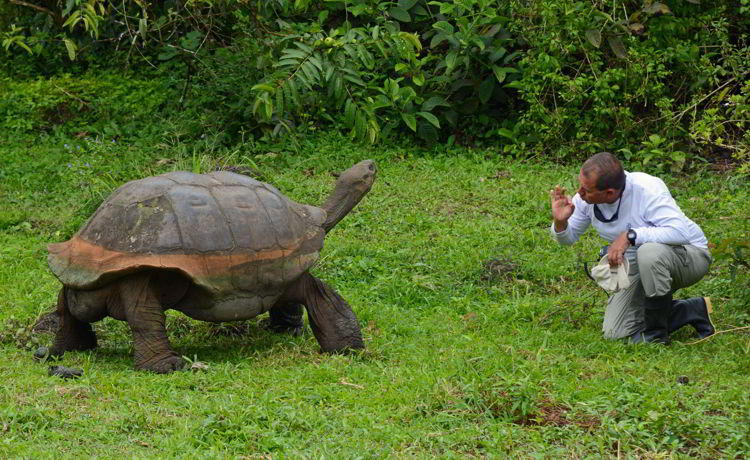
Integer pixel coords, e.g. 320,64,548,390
119,272,185,373
267,303,305,336
283,272,363,352
50,287,98,357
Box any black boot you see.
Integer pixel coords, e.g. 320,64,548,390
268,304,305,336
632,293,672,344
669,297,715,339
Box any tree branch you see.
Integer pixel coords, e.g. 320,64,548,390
9,0,62,24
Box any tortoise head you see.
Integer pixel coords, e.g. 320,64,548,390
321,160,377,233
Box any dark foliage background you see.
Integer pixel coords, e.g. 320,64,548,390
2,0,748,167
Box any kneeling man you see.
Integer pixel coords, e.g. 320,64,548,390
549,152,714,343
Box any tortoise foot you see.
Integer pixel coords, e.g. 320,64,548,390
136,353,185,374
266,320,306,337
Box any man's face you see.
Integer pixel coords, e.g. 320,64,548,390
578,170,616,204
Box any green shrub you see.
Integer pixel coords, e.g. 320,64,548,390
506,0,749,167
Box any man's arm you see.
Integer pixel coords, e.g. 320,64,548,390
632,193,693,246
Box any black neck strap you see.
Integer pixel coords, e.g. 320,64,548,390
593,181,625,223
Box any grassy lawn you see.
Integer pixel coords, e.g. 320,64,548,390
1,131,749,458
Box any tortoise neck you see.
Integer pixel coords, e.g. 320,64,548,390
321,184,363,233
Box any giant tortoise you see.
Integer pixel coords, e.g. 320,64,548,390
47,160,376,373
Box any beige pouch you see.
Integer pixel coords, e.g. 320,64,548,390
590,255,631,293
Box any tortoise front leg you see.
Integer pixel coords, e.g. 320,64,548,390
284,273,363,352
119,272,185,373
50,287,98,357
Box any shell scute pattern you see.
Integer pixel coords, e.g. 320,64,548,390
50,170,326,292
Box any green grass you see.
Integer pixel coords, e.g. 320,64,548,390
1,130,749,458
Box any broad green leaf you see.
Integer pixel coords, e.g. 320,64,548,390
264,99,273,120
308,55,324,73
344,99,356,126
607,35,628,59
430,33,448,49
482,24,504,38
358,46,375,70
356,110,367,140
389,7,411,22
489,47,506,63
417,111,440,128
19,41,33,54
374,40,388,58
471,37,485,52
401,112,417,131
342,73,367,87
343,44,359,62
433,21,454,35
371,96,392,111
422,95,450,111
454,0,474,11
251,83,275,92
585,29,602,48
62,0,75,17
62,13,81,30
349,4,368,16
398,0,417,9
398,32,422,51
63,38,77,61
439,2,454,14
413,72,425,86
281,49,308,60
367,119,380,143
492,65,512,83
433,2,455,14
478,77,494,104
325,65,335,82
495,128,515,140
295,42,314,53
446,50,459,71
276,59,300,68
412,5,429,17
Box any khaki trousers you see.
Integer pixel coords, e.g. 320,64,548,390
601,243,711,340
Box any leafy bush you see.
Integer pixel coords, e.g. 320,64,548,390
2,0,748,160
506,0,749,167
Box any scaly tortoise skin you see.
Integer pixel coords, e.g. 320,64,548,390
47,160,376,373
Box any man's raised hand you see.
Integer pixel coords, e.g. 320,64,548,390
550,185,574,232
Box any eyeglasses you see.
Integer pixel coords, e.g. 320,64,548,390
593,182,625,223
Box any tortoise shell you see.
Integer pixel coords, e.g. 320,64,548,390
48,171,326,294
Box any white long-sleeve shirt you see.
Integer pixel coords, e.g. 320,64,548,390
552,171,708,249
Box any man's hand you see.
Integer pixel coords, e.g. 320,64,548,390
549,185,574,232
608,231,630,267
